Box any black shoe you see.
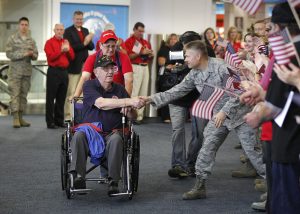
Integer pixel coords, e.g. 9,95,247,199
187,167,196,177
108,180,119,196
168,166,188,178
55,122,66,128
70,171,86,189
47,123,58,129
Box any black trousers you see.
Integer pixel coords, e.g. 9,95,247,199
262,141,272,213
46,66,68,125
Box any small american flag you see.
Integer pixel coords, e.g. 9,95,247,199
268,28,297,65
224,0,263,15
227,67,244,91
224,43,242,68
191,85,225,120
257,45,268,56
217,35,228,48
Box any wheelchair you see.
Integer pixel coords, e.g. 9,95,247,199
60,97,140,200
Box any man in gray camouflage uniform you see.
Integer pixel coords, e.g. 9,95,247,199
141,40,265,199
6,17,38,128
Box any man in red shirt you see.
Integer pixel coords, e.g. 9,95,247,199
73,30,133,98
44,24,75,129
124,22,153,123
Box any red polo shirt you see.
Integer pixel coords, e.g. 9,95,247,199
44,36,75,68
82,51,132,85
124,35,152,64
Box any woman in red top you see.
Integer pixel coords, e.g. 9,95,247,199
227,26,241,52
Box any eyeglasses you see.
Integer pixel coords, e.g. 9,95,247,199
102,44,116,49
102,66,118,73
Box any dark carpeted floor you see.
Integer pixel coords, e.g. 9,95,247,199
0,115,261,214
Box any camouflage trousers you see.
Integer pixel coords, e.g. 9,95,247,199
7,74,31,113
195,120,265,179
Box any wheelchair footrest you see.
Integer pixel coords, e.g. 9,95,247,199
71,188,92,194
110,191,132,197
85,177,108,184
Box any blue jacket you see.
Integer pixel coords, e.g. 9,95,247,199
75,122,105,165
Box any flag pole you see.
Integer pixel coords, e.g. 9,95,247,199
288,0,300,29
285,27,300,66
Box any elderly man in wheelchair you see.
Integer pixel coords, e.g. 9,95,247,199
61,55,143,199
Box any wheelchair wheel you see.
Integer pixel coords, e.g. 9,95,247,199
131,133,140,193
65,173,74,199
60,133,68,191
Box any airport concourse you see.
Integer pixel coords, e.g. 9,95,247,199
1,0,300,213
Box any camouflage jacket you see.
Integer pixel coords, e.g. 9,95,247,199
150,57,252,129
5,31,38,76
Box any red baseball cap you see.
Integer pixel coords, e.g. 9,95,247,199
99,30,118,43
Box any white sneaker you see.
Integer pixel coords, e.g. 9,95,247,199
251,200,266,211
260,192,267,201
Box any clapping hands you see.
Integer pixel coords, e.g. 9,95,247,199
83,33,94,46
61,40,70,52
273,62,300,91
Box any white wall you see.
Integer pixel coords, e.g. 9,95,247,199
0,0,46,53
129,0,215,35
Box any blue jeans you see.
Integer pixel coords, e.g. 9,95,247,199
169,104,187,168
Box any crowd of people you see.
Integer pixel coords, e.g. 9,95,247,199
4,2,300,213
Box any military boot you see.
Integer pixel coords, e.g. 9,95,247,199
255,180,267,192
12,111,21,128
182,176,206,200
19,111,30,127
231,159,257,178
240,154,248,163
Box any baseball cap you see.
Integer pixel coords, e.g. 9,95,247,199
99,30,118,43
94,55,117,68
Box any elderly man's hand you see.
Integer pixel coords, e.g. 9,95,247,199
274,63,300,91
130,97,146,109
139,96,152,105
120,107,132,116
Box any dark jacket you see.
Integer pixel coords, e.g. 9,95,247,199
64,25,94,74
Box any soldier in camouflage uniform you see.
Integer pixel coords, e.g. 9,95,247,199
5,17,38,128
142,40,265,200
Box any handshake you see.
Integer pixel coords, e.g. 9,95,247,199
128,96,152,109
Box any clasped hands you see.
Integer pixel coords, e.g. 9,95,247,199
120,96,151,116
128,96,152,109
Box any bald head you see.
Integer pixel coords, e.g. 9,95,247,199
54,23,64,39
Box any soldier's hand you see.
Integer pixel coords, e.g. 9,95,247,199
213,111,226,128
25,50,34,57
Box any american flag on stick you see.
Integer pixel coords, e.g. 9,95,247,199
224,43,242,68
268,28,299,65
223,0,263,15
191,85,225,120
191,72,238,119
